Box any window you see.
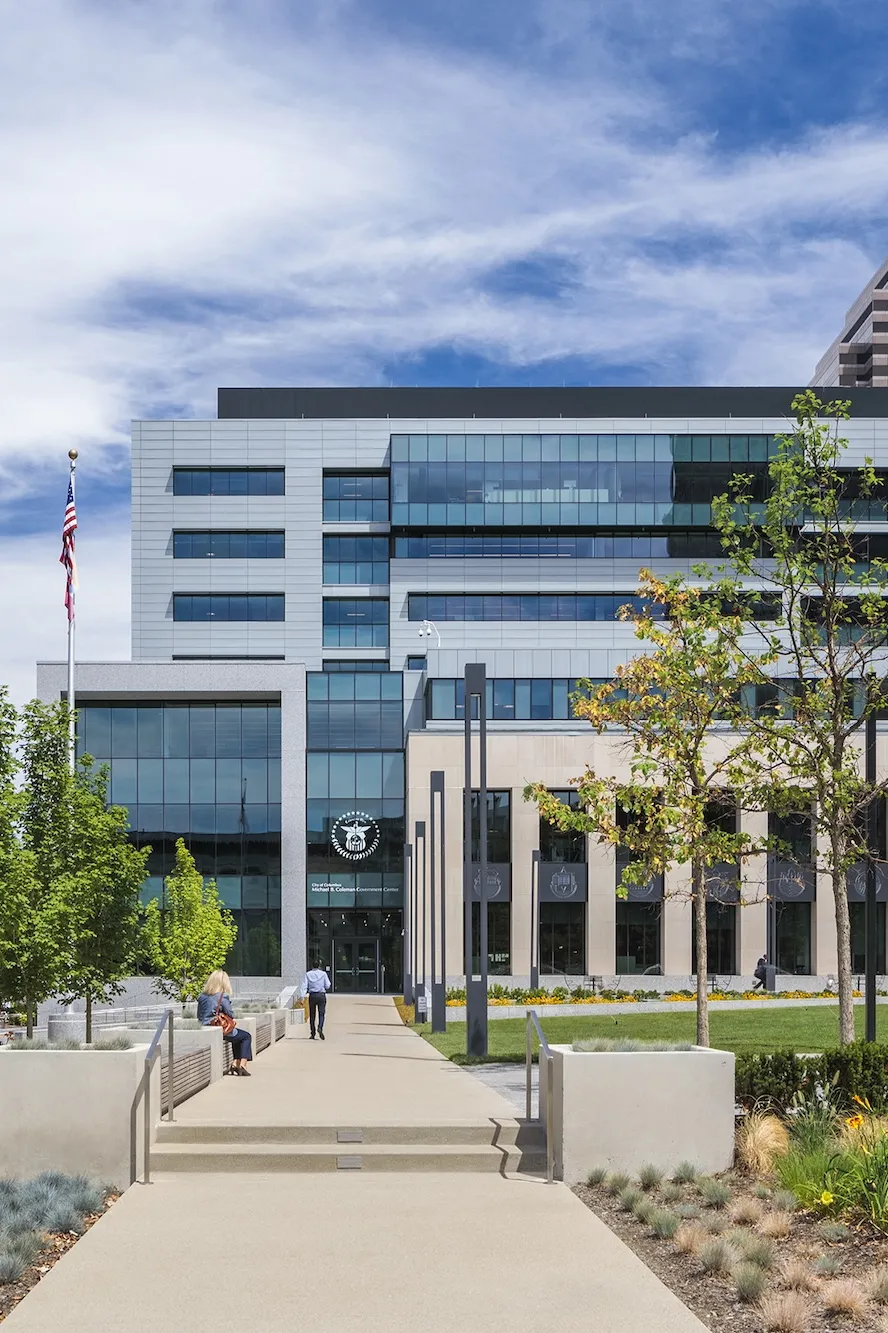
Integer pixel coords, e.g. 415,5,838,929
307,672,403,750
850,902,887,973
406,656,426,671
323,473,389,522
322,535,389,584
692,903,738,975
540,902,585,975
322,599,389,648
389,434,775,526
769,810,813,865
173,468,284,496
470,903,511,975
615,903,661,974
172,594,285,622
323,659,390,672
775,902,812,975
428,678,582,721
394,531,730,560
470,790,511,863
408,593,661,622
540,790,585,862
75,703,282,976
173,531,285,559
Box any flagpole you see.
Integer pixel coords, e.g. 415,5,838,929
67,449,78,770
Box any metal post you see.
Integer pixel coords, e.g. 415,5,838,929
465,663,488,1058
531,850,540,989
525,1009,533,1122
167,1009,175,1121
403,843,414,1005
143,1055,151,1186
415,820,426,1022
430,771,447,1032
866,709,878,1042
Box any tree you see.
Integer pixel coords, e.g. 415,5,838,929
525,571,769,1047
713,390,888,1046
143,839,237,1002
55,758,151,1042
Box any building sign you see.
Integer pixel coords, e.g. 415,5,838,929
331,811,381,861
465,863,512,902
625,873,665,902
539,863,588,903
846,863,888,902
768,857,816,902
705,863,741,905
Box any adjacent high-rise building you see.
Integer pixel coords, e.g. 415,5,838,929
36,385,888,990
812,255,888,388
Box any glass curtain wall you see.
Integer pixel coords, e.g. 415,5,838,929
76,703,282,975
539,790,586,975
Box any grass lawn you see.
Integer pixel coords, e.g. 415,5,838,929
415,1003,888,1062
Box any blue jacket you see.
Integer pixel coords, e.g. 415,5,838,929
197,992,234,1025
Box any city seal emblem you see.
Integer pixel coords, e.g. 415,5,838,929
549,867,579,901
331,810,381,861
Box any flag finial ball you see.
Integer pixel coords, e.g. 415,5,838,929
68,449,78,460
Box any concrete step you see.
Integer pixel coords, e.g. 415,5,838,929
155,1120,545,1149
150,1142,549,1174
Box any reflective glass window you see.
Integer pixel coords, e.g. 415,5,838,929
322,599,389,647
172,468,285,496
540,903,585,974
322,535,389,584
323,472,389,522
615,903,661,974
173,531,285,558
173,593,285,621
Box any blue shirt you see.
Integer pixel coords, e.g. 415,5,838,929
300,969,331,998
197,992,234,1024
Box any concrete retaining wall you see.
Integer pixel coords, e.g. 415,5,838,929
544,1044,735,1183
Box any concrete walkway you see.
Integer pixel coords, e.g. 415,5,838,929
4,997,707,1333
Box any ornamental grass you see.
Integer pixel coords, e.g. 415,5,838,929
759,1211,793,1240
732,1261,768,1303
780,1259,819,1292
735,1112,790,1176
819,1277,870,1319
759,1290,816,1333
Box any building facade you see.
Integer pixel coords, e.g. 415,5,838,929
36,386,888,990
812,255,888,389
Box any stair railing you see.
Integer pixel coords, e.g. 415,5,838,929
525,1009,555,1184
142,1007,175,1185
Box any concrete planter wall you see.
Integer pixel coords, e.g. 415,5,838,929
0,1044,158,1188
542,1044,735,1183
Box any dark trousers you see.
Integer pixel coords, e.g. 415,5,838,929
309,993,327,1037
225,1027,253,1061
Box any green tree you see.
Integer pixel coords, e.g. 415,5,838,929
525,571,769,1047
55,758,151,1042
143,839,237,1002
714,390,888,1046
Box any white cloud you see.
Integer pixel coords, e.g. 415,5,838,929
1,516,130,709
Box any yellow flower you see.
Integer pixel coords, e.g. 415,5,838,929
820,1191,834,1206
845,1114,864,1130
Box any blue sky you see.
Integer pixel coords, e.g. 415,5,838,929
1,0,887,700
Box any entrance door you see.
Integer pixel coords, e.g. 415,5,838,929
333,939,379,992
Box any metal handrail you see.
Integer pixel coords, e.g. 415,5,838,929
525,1008,555,1184
142,1007,175,1185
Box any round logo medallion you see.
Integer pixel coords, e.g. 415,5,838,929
549,867,579,900
331,811,381,861
473,866,504,900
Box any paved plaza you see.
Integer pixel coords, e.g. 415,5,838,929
4,998,707,1332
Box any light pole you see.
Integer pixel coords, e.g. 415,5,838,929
464,662,488,1058
430,771,447,1032
403,843,413,1006
866,709,878,1042
530,850,540,988
416,820,427,1022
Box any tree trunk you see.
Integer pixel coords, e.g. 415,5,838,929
85,995,92,1045
693,858,710,1047
25,993,33,1039
831,846,856,1046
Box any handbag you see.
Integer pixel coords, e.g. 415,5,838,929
210,992,236,1037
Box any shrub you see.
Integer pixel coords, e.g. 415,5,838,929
821,1043,888,1112
88,1036,134,1051
780,1260,819,1292
820,1278,870,1319
618,1187,643,1213
648,1208,681,1239
638,1164,663,1191
671,1161,699,1184
698,1237,739,1274
673,1221,709,1256
730,1197,764,1226
733,1262,768,1303
869,1267,888,1304
571,1037,693,1052
736,1112,790,1175
819,1221,851,1242
586,1166,607,1186
815,1253,842,1276
759,1291,815,1333
775,1145,849,1211
735,1051,812,1109
661,1182,683,1204
759,1211,792,1239
5,1038,81,1051
788,1077,845,1154
605,1172,631,1195
0,1250,26,1283
697,1177,731,1209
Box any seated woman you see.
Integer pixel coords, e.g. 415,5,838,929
197,970,254,1076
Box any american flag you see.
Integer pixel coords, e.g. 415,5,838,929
60,478,78,621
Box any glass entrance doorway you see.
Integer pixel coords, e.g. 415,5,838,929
333,939,379,992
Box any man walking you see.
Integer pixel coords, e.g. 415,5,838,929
300,960,332,1040
752,954,768,991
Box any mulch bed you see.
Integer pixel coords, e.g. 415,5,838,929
575,1174,888,1332
0,1195,119,1324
